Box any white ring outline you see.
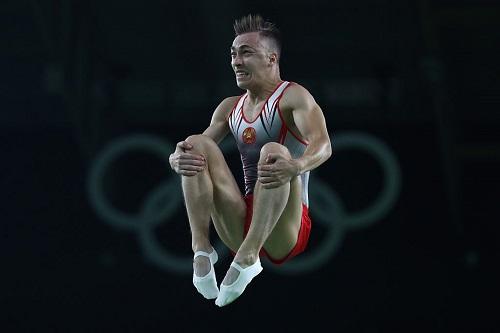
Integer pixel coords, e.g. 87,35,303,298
87,132,401,274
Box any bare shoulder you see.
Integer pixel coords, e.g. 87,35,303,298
213,95,241,120
219,95,241,108
281,82,318,110
214,96,240,118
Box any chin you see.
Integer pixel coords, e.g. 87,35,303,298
236,80,250,90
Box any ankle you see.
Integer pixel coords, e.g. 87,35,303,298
234,251,259,266
192,242,212,253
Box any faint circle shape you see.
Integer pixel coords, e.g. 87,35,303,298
87,134,177,230
88,134,229,274
334,132,401,230
266,131,401,273
138,178,229,273
88,131,401,275
266,179,346,274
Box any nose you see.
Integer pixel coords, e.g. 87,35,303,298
232,54,242,67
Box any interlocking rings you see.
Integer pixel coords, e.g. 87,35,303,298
267,131,402,274
87,135,229,273
87,132,401,275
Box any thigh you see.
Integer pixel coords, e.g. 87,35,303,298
262,176,304,259
186,135,246,251
210,163,246,252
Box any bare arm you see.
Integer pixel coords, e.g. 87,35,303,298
289,85,332,174
202,96,238,144
257,85,332,188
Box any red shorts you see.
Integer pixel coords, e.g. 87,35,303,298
242,194,312,265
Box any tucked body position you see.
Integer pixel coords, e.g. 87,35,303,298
169,14,332,306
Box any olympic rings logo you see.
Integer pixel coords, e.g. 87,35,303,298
87,132,401,275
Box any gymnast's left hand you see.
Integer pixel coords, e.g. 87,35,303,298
257,153,300,189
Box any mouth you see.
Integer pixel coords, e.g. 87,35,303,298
235,70,250,79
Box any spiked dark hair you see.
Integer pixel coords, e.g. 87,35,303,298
233,14,282,61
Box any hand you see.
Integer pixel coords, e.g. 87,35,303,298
169,141,206,176
257,153,300,189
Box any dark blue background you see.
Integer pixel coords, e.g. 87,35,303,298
2,0,498,331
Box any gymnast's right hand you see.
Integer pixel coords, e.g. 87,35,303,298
169,141,206,176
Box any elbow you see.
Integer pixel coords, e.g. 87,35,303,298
325,141,333,160
323,141,332,162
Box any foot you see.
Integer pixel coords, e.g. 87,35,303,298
192,248,219,299
215,257,263,307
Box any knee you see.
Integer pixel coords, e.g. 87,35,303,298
185,134,217,152
259,142,291,161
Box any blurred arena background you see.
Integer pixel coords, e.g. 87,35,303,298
2,0,499,331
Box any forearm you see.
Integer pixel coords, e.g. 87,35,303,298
294,140,332,175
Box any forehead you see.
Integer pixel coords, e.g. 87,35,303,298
231,32,264,49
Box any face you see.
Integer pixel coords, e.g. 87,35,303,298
230,32,276,89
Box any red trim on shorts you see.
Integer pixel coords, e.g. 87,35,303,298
242,194,312,265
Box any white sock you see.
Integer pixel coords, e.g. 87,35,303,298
215,258,263,307
192,249,219,299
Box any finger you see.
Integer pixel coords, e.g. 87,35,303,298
258,176,275,184
258,170,273,177
266,153,284,163
178,159,205,166
262,182,281,189
258,164,273,171
177,141,193,150
178,153,205,161
179,165,205,172
180,170,198,176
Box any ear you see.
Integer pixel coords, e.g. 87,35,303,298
269,53,278,65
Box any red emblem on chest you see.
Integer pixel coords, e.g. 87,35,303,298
242,127,257,144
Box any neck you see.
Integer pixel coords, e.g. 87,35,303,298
247,78,283,104
246,74,283,104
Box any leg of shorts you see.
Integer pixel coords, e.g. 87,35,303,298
229,195,266,258
243,195,312,265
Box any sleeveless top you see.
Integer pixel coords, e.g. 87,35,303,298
227,81,310,207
